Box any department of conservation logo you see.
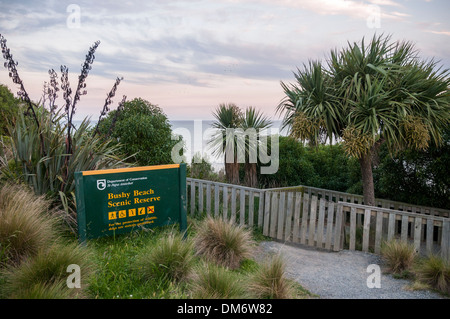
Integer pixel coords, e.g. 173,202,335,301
97,179,106,190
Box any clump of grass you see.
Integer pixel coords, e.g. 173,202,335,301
135,231,195,283
248,254,296,299
193,217,254,269
7,281,74,299
189,262,247,299
380,239,416,274
413,254,450,295
1,242,94,299
0,183,58,266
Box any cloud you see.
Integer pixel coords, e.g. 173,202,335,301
426,30,450,36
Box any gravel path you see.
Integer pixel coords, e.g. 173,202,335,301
257,241,447,299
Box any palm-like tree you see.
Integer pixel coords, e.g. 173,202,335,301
278,34,450,206
241,107,272,187
209,103,243,184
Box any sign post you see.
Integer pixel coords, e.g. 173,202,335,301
75,163,187,242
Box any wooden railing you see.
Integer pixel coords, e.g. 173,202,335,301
265,184,450,218
340,202,450,260
186,178,450,260
187,178,265,228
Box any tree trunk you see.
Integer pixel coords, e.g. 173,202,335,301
359,152,375,206
244,162,257,188
224,156,240,184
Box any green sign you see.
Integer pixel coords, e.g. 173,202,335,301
75,164,187,242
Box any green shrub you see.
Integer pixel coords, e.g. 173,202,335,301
135,231,194,283
0,183,57,266
97,98,182,166
193,217,254,269
414,254,450,294
380,239,417,274
248,254,295,299
189,262,246,299
1,242,94,299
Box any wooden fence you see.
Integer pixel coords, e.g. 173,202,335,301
261,192,344,252
265,184,450,218
186,178,450,260
341,202,450,260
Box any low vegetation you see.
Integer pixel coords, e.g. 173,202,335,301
0,187,312,299
380,239,450,296
193,217,254,269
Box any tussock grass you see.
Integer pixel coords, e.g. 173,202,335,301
248,254,296,299
193,217,254,269
413,254,450,295
189,262,247,299
135,231,195,283
380,239,416,274
1,242,94,299
0,183,58,266
7,281,74,299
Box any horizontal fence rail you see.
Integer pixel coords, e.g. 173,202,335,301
187,178,450,260
265,185,450,218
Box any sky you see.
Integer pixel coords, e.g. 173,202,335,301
0,0,449,122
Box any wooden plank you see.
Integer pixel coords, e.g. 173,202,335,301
190,180,196,217
413,216,422,254
316,199,325,248
206,183,211,217
222,186,228,221
362,208,371,253
270,192,279,238
426,218,433,254
231,187,237,224
284,192,294,242
333,204,344,252
401,215,409,242
349,206,357,251
240,189,246,226
374,211,384,254
300,195,309,245
198,182,204,214
442,220,449,261
263,192,271,236
214,185,220,218
308,196,318,247
387,212,396,241
248,191,255,228
325,201,335,250
277,192,286,240
258,191,265,228
292,192,302,244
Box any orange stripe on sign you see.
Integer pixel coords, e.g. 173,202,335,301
81,164,180,176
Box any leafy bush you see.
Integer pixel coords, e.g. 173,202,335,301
97,98,182,166
380,239,417,274
0,84,20,136
374,130,450,210
248,254,295,299
0,183,57,266
135,231,194,283
193,217,254,269
257,136,361,192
